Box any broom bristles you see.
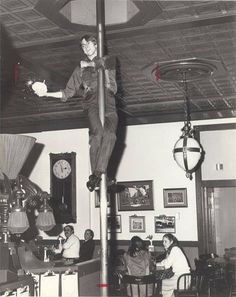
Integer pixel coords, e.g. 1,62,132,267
0,134,36,180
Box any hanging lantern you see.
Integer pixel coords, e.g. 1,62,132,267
7,189,29,234
36,192,55,231
172,70,203,179
173,122,202,179
149,58,220,179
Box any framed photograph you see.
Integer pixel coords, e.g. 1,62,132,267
163,188,187,208
117,180,154,211
154,215,176,233
107,215,122,233
95,191,111,208
129,216,146,233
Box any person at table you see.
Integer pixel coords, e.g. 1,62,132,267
156,233,190,297
54,225,80,263
77,229,95,262
123,236,154,297
124,236,153,275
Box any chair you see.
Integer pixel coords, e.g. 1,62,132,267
122,274,161,297
174,272,201,297
194,258,207,292
195,256,228,296
229,281,236,297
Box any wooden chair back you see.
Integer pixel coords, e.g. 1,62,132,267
174,272,201,297
122,274,159,297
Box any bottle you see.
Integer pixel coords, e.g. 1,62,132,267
43,247,49,262
148,245,154,252
59,237,63,245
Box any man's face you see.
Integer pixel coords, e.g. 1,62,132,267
64,227,73,239
84,230,92,241
81,39,97,58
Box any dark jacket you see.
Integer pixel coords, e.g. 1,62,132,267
61,55,117,109
78,239,95,262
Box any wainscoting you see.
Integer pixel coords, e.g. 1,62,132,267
93,240,199,270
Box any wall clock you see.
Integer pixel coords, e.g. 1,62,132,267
49,152,76,224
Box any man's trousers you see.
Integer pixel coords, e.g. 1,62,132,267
86,91,118,175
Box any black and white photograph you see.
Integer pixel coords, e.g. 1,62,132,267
154,215,176,233
129,216,146,233
117,180,154,211
95,190,111,208
163,188,187,208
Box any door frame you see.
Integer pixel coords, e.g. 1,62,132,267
194,123,236,255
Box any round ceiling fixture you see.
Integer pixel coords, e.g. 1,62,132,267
152,58,217,82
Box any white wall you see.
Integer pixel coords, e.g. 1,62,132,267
201,129,236,180
23,117,236,241
23,129,91,239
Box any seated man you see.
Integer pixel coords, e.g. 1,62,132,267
55,225,80,264
78,229,95,263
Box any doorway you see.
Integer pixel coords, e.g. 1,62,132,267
194,123,236,255
213,187,236,256
202,186,236,256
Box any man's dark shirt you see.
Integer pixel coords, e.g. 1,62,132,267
79,239,95,262
61,55,117,109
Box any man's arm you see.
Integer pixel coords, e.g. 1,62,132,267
104,56,117,94
33,66,82,101
105,69,117,94
45,91,63,98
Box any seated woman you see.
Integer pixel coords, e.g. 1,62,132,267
156,233,190,297
123,236,154,297
124,236,152,275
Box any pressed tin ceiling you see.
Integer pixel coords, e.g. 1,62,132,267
0,0,236,133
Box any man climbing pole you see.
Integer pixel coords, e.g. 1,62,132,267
32,35,118,192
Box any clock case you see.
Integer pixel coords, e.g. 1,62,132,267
50,152,76,224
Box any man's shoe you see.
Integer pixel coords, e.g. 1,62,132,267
94,178,116,193
86,174,101,192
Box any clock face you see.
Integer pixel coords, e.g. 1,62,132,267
53,159,72,179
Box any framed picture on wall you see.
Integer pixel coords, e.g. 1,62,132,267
129,216,146,233
163,188,187,208
95,190,111,208
154,215,176,233
117,180,154,211
107,215,122,233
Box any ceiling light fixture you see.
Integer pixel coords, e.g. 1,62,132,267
173,71,203,179
0,134,55,237
7,189,29,234
36,192,55,232
154,58,215,179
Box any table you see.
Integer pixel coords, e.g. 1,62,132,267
0,276,34,296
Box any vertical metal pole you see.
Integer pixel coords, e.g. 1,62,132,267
96,0,108,296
